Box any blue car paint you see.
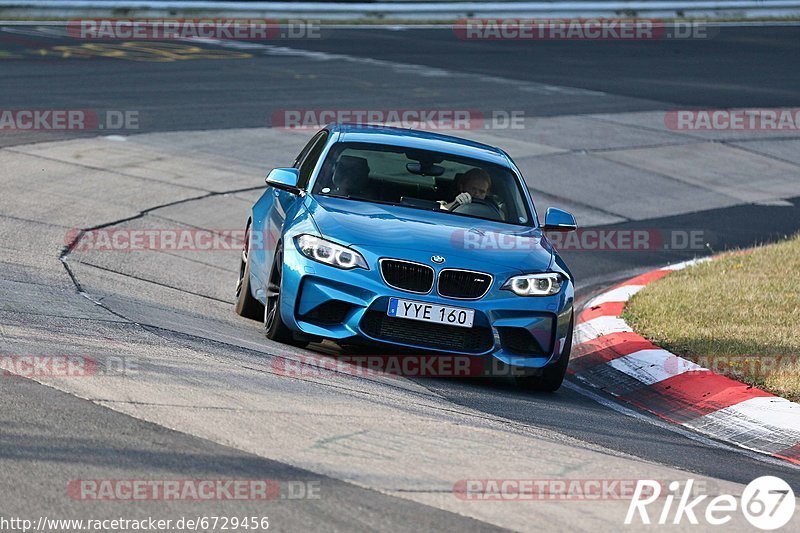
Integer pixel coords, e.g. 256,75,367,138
245,124,574,370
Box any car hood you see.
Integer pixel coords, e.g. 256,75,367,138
307,195,553,272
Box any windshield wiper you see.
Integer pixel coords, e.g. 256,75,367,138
339,194,378,202
321,193,398,206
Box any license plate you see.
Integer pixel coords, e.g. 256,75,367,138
387,298,475,328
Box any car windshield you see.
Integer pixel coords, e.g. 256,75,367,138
312,142,532,226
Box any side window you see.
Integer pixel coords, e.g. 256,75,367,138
296,131,329,189
292,135,318,169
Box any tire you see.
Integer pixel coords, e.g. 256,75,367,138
234,223,264,320
514,316,573,392
264,246,308,348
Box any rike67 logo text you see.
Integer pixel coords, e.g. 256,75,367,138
626,477,795,530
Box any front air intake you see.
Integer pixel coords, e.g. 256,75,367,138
437,269,492,299
380,259,435,294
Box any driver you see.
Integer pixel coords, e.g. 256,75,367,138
440,168,492,211
331,155,371,197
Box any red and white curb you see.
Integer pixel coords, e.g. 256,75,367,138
571,258,800,465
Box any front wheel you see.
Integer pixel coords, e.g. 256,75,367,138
264,246,308,348
234,224,264,320
514,317,573,392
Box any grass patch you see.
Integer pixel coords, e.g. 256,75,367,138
623,234,800,401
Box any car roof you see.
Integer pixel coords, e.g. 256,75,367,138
326,123,512,167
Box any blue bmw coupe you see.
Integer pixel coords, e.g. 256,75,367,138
235,124,578,390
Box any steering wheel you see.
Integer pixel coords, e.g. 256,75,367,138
452,197,504,221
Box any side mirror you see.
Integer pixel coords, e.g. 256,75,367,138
542,207,577,232
266,168,301,194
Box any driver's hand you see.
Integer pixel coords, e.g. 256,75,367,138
454,192,472,206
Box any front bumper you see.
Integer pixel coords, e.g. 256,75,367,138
279,244,574,369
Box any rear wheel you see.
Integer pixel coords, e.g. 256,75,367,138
264,246,308,348
234,223,264,320
514,316,573,392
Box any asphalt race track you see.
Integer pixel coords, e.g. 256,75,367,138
1,23,800,531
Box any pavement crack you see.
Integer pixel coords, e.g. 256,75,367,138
720,140,800,168
73,261,232,304
58,184,263,290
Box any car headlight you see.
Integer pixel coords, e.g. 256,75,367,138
502,273,564,296
295,234,368,270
